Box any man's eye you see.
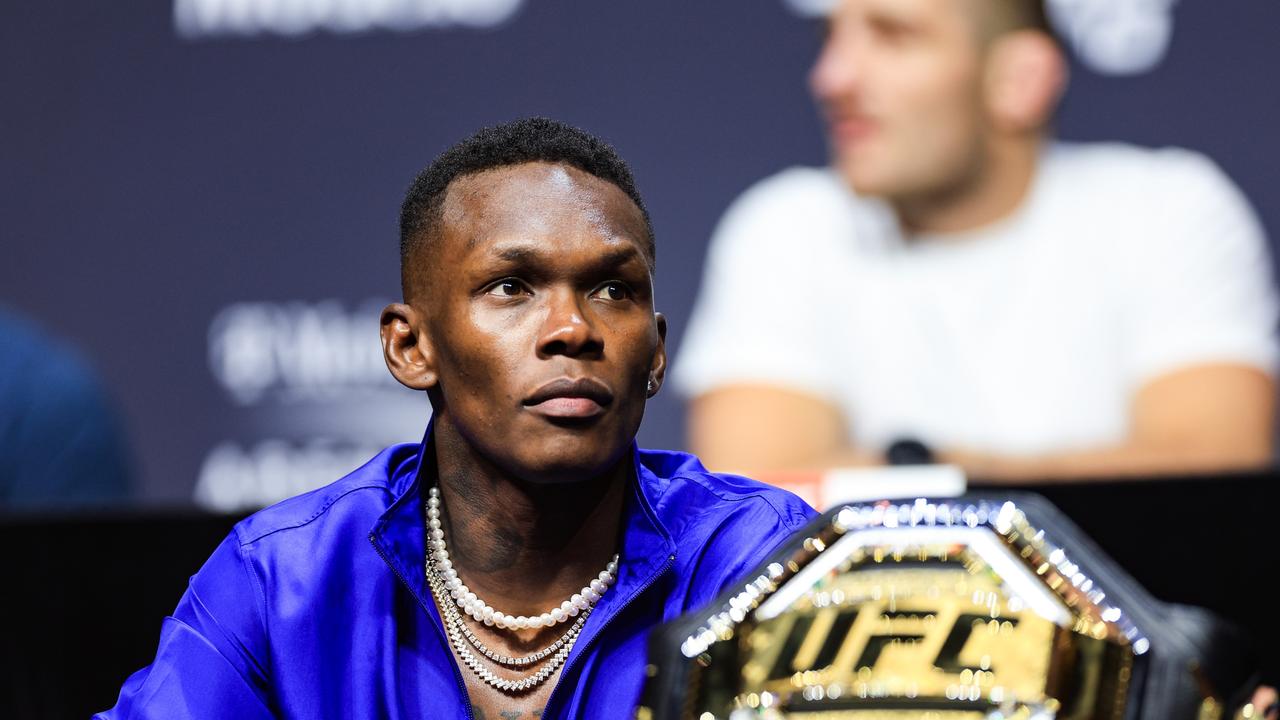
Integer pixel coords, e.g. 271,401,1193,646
485,280,527,297
592,282,631,301
869,17,914,43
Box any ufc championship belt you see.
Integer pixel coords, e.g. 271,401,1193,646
639,493,1260,720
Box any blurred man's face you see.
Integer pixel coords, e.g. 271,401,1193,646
811,0,989,199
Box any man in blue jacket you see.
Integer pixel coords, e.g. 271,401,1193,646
98,118,816,719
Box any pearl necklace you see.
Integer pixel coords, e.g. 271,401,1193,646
426,487,619,631
427,556,588,693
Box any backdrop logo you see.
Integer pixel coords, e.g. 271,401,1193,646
196,439,384,511
175,0,524,38
200,298,425,510
1047,0,1179,76
783,0,1179,76
208,299,397,405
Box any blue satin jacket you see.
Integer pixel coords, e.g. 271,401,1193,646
97,437,815,719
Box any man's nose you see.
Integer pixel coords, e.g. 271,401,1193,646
810,25,863,101
536,290,604,358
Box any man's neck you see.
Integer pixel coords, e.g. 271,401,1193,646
893,135,1042,237
427,419,629,618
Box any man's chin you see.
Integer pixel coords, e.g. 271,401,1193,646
510,437,632,486
834,155,891,198
516,455,627,486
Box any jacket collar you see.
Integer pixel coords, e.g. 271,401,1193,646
368,422,679,646
367,424,435,620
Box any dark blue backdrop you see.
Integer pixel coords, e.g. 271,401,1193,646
3,0,1277,507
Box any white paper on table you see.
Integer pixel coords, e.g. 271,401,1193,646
819,464,967,509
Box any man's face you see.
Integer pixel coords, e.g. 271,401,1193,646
811,0,990,199
416,161,664,484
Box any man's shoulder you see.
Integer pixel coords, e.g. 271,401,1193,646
1042,141,1258,248
722,165,865,226
1047,141,1233,193
739,165,847,200
231,443,419,547
636,448,816,537
708,165,884,264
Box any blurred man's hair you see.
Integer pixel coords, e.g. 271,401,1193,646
977,0,1059,45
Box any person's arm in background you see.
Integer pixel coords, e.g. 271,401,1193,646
689,384,879,473
942,363,1274,482
689,364,1272,481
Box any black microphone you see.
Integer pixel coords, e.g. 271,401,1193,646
885,437,934,465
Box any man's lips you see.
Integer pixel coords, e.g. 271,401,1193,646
827,112,879,146
523,377,614,419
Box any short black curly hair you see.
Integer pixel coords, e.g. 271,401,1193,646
398,117,654,296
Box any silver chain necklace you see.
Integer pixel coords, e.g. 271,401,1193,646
426,557,587,693
453,592,588,667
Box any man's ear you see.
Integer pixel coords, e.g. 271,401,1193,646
647,312,668,398
984,30,1067,134
380,303,437,390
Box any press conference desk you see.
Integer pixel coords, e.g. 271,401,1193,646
1,469,1274,719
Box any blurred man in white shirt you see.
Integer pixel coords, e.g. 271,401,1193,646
675,0,1277,482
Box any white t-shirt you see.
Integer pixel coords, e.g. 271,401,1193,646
674,142,1278,455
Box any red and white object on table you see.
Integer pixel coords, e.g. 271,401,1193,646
755,464,967,510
